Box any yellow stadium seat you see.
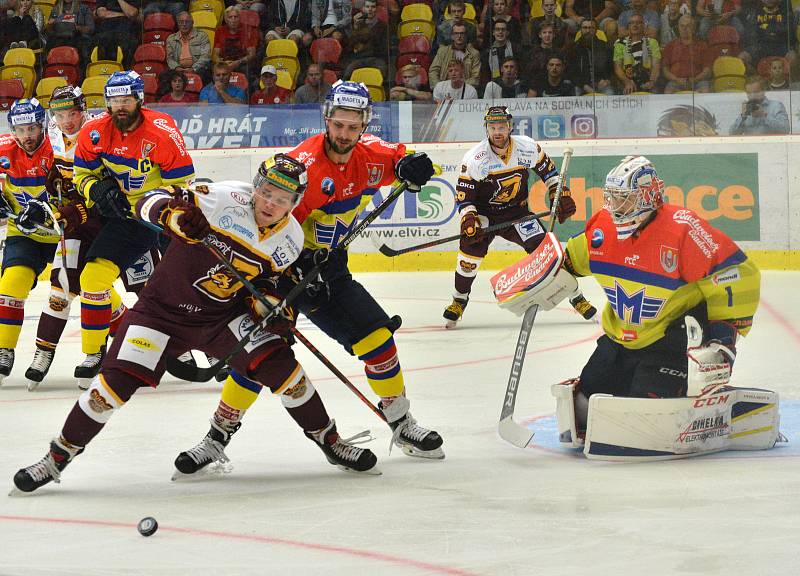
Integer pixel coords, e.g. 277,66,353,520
266,38,299,59
34,0,56,5
191,10,218,32
398,20,436,41
262,56,300,84
35,3,53,21
575,29,608,42
350,67,384,101
86,61,124,77
3,48,36,68
90,46,123,64
712,56,746,92
0,66,36,98
401,3,433,21
189,0,224,25
35,76,68,101
276,70,293,91
81,76,109,108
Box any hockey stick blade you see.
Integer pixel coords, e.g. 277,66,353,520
499,416,534,448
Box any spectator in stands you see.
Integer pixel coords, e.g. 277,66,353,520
740,0,796,68
565,0,619,36
390,63,433,100
660,0,686,46
142,0,184,20
265,0,313,49
214,5,260,78
437,0,478,47
613,13,662,93
433,59,478,101
482,19,522,81
483,56,528,97
94,0,142,68
766,58,789,90
311,0,351,42
199,62,247,104
662,15,711,93
528,54,578,96
232,0,268,27
3,0,44,52
343,0,388,80
525,22,558,79
159,69,199,103
568,18,615,94
696,0,743,40
44,0,95,62
479,0,522,47
530,0,569,50
250,64,293,104
167,11,212,83
618,0,660,39
429,23,482,88
729,76,789,134
293,63,332,103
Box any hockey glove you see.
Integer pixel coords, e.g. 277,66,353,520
686,318,737,396
548,184,576,224
89,177,130,219
57,201,89,232
15,199,49,235
45,166,78,201
0,194,13,219
460,211,483,245
247,289,296,338
395,152,435,191
158,198,211,243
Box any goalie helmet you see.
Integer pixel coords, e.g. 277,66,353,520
104,70,145,106
603,155,664,232
323,80,372,125
49,85,87,112
253,153,308,208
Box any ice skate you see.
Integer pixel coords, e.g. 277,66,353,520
12,438,82,494
74,346,105,390
172,419,240,480
25,345,55,391
380,396,445,459
569,294,597,320
305,420,380,474
0,348,14,385
443,297,468,329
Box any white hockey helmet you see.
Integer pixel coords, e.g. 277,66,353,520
603,155,664,231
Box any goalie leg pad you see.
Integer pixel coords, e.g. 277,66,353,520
551,378,584,447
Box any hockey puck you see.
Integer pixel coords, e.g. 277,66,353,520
137,517,158,537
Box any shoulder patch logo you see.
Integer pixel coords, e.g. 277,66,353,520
591,228,604,248
0,156,10,170
321,177,335,196
366,163,384,186
90,130,100,145
659,245,678,273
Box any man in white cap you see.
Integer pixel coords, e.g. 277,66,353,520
250,64,293,105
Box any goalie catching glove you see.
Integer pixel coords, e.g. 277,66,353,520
548,183,576,224
685,316,737,396
158,197,211,243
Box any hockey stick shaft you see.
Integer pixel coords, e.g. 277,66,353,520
341,180,409,249
498,148,573,448
378,210,552,257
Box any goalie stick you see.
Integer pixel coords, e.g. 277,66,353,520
498,148,573,448
165,180,411,382
378,210,552,257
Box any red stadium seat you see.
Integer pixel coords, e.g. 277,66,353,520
46,46,80,67
706,25,740,60
184,71,203,95
398,34,431,56
142,31,170,46
0,79,24,111
133,61,167,77
310,38,343,66
238,9,260,28
43,64,80,85
229,71,248,92
134,43,167,65
396,52,431,71
142,74,159,103
143,12,176,32
322,69,339,85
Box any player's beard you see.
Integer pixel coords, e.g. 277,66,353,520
18,134,44,154
112,106,142,132
488,131,510,152
325,132,358,156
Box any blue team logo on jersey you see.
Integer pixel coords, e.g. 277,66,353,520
90,130,100,145
314,218,354,247
0,156,10,170
218,215,233,230
591,228,604,248
603,282,665,325
321,177,335,196
105,166,146,191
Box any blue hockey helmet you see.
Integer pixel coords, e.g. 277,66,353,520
104,70,145,105
7,98,46,128
323,80,372,125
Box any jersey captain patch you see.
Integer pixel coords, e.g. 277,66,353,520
603,281,666,325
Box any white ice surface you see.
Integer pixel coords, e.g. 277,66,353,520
1,271,799,576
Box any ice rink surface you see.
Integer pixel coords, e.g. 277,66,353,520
1,270,798,576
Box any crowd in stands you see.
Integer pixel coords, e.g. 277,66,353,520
1,0,800,111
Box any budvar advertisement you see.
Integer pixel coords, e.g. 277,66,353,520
352,150,761,254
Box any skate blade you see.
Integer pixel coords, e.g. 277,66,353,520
400,445,445,460
77,378,91,391
27,379,41,392
335,464,382,475
171,460,234,481
445,320,458,330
